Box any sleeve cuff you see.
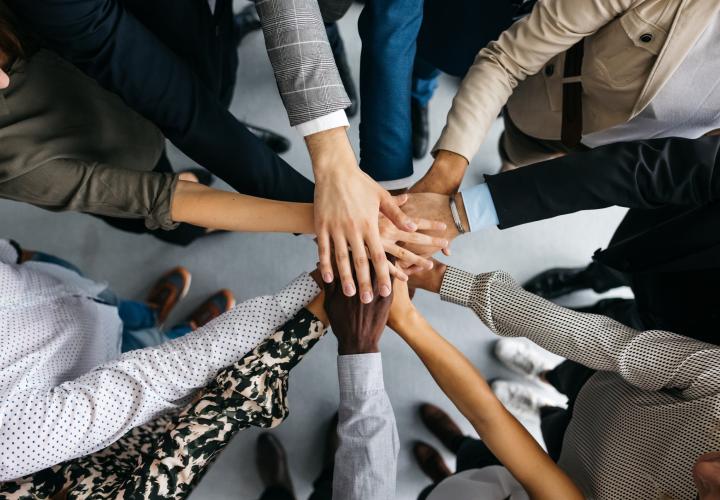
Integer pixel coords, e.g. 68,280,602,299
378,174,416,191
295,110,350,137
439,267,478,307
460,183,499,232
337,353,385,395
0,239,20,264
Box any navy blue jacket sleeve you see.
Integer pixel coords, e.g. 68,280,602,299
9,0,315,202
485,136,720,229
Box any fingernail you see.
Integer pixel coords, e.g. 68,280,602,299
380,285,391,297
323,273,333,283
427,261,434,269
361,291,373,303
405,221,418,231
343,283,356,296
438,223,447,230
441,240,449,247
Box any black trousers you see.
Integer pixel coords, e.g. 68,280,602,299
127,0,314,197
258,467,333,500
417,360,595,500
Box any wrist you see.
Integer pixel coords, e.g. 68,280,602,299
305,127,355,175
338,340,380,355
431,150,469,193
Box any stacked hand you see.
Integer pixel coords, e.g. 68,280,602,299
401,150,472,258
323,259,394,355
309,127,449,304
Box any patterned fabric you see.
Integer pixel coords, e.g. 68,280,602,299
254,0,351,126
0,309,326,499
440,267,720,500
0,265,319,480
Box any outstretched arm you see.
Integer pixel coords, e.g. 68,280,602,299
412,263,720,400
387,279,583,500
325,263,399,500
0,273,320,481
171,182,447,274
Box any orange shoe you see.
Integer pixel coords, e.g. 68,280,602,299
178,289,236,331
145,267,192,325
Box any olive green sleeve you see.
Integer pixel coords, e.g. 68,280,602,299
0,158,179,230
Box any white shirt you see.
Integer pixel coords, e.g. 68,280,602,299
0,238,319,481
583,15,720,148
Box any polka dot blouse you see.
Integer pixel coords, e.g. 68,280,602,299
0,239,320,481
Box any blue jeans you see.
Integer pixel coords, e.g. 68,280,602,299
411,56,440,107
29,252,192,352
358,0,423,183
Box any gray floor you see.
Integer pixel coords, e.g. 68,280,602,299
0,4,629,499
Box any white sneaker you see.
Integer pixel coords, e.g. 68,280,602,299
493,338,561,378
491,380,566,419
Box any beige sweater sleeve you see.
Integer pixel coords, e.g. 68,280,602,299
0,158,179,230
439,267,720,401
433,0,639,162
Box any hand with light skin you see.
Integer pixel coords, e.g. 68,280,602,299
307,127,419,304
400,193,469,258
323,259,393,355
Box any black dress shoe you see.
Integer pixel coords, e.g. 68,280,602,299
413,441,452,484
243,123,292,154
411,98,429,159
256,433,296,498
419,403,465,454
523,267,590,299
332,41,358,118
234,4,262,46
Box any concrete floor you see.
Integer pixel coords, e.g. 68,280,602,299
0,4,629,499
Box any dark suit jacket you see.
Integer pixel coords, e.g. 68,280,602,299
9,0,315,203
485,136,720,273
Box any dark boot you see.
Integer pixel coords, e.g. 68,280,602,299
244,123,292,154
256,433,296,499
413,441,452,484
411,98,429,159
419,403,465,453
524,262,629,299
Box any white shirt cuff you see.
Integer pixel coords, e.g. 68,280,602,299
460,183,500,232
295,110,350,137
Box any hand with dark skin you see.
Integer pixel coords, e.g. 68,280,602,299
323,259,394,355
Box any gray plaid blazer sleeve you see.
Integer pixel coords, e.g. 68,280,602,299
254,0,351,126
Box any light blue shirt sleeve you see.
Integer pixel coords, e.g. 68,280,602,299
460,183,500,232
333,353,399,500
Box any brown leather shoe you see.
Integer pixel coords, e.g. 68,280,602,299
256,433,296,498
145,267,192,325
413,441,451,484
181,289,236,331
420,403,465,453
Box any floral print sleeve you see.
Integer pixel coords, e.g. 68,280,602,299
1,308,326,499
